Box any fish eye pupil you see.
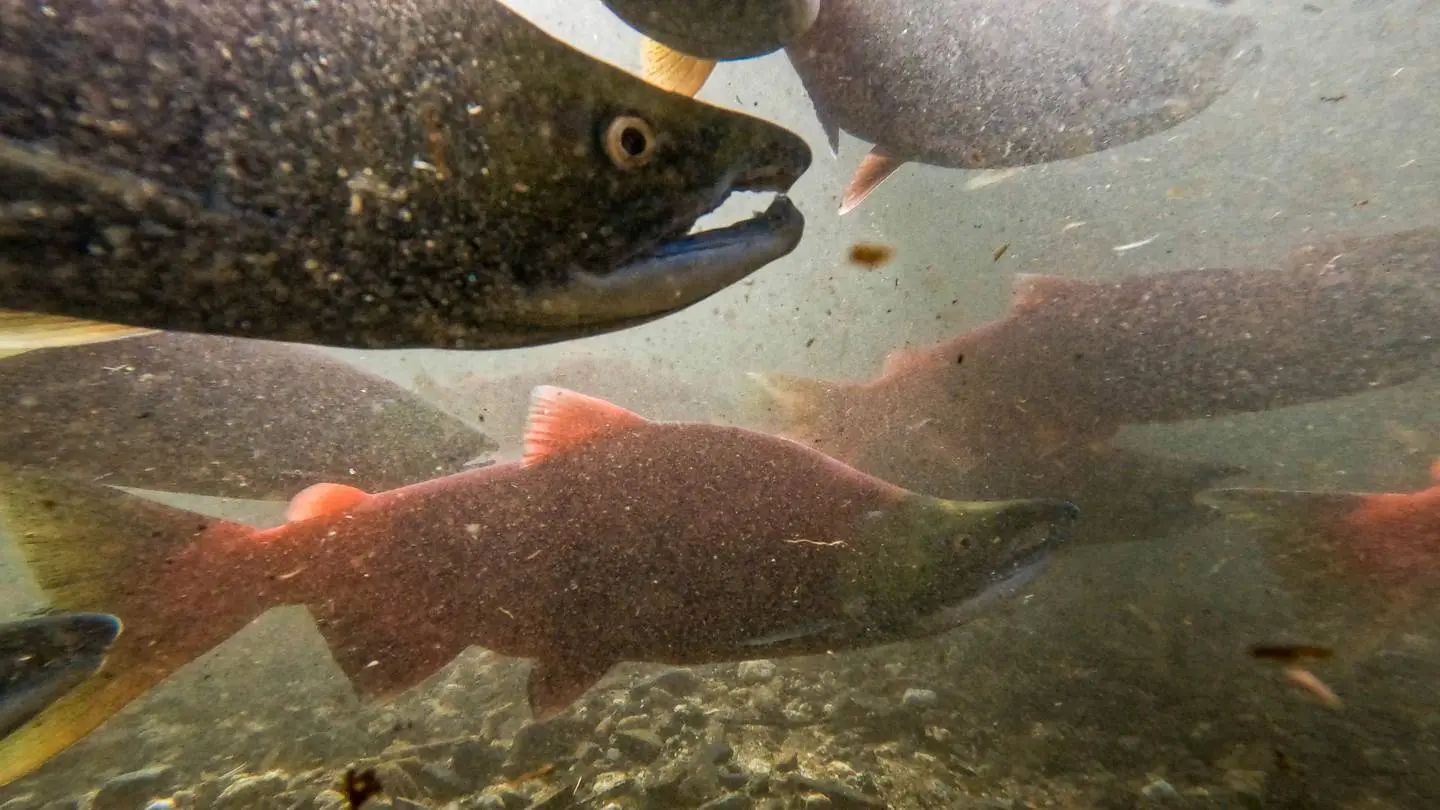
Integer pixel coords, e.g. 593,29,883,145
620,127,647,156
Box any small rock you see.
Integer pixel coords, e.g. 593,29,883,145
698,794,751,810
142,801,177,810
525,786,573,810
614,714,650,731
901,689,938,710
214,771,290,810
696,741,734,766
737,660,777,684
640,669,702,695
414,763,467,798
1141,779,1182,802
717,767,751,790
453,738,505,786
611,728,665,763
781,776,885,810
93,766,176,810
312,789,347,810
587,772,635,801
802,795,833,810
504,719,587,776
774,752,799,773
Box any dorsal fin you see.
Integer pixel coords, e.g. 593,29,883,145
524,386,647,467
881,346,931,378
285,483,371,523
1010,274,1090,313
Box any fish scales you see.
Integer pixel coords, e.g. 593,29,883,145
0,0,809,349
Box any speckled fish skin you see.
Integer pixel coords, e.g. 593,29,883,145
0,333,497,499
602,0,821,60
0,0,811,349
787,0,1259,166
752,228,1440,533
0,613,119,740
0,393,1076,784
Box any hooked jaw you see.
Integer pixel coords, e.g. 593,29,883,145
512,135,812,340
942,498,1079,608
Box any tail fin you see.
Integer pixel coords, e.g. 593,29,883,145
1196,487,1366,531
0,466,256,786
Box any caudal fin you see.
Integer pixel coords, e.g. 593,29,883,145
640,38,715,97
0,466,256,786
1196,487,1366,531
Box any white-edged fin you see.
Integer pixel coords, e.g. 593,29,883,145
0,310,156,355
523,386,648,467
840,148,904,215
1010,274,1091,313
641,38,715,97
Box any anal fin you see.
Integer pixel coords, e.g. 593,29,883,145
310,607,467,704
840,148,905,215
526,655,616,720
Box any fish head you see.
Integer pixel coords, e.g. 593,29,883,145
849,495,1078,623
452,54,812,345
602,0,821,60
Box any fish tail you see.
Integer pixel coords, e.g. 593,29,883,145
0,309,156,358
0,465,256,786
1196,487,1366,531
640,37,715,97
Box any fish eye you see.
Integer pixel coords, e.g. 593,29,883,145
603,115,656,169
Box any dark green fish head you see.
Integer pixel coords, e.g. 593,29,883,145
845,494,1079,624
603,0,821,60
0,0,812,350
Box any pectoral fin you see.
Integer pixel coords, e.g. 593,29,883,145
526,655,616,720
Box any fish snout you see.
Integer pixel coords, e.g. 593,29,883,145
732,130,813,194
986,498,1079,567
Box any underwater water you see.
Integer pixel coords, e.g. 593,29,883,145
3,0,1440,808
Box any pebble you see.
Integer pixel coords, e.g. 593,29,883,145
213,770,289,810
640,669,702,696
901,689,939,710
142,801,177,810
452,738,505,786
698,794,752,810
802,794,834,810
415,762,468,798
736,660,777,684
504,719,587,776
1141,779,1182,801
92,767,177,810
611,728,664,763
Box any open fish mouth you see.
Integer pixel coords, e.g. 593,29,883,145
520,192,805,330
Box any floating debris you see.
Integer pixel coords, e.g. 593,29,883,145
848,243,897,269
1112,235,1159,253
1282,666,1342,708
1249,644,1334,664
342,767,383,809
992,243,1010,262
